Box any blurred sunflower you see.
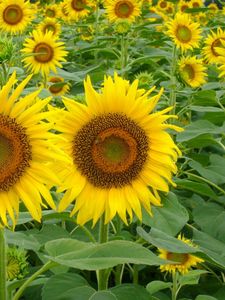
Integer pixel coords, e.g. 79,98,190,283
0,0,33,34
59,1,72,23
105,0,141,23
21,30,67,76
47,76,70,96
167,13,201,52
202,28,225,64
44,4,58,18
37,18,61,36
190,0,203,8
179,56,207,88
65,0,93,21
159,235,204,274
178,0,190,13
0,73,62,227
54,74,182,226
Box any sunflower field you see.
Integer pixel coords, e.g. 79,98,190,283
0,0,225,299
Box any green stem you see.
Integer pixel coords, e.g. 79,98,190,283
169,45,177,119
80,225,96,243
133,265,139,285
0,228,7,300
12,261,56,300
171,271,179,300
120,35,128,77
183,171,225,195
97,217,109,290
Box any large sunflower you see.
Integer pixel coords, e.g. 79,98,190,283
0,0,33,34
179,56,207,88
65,0,93,21
105,0,141,23
158,235,204,274
54,74,182,226
0,73,62,227
37,18,61,36
21,30,67,76
202,28,225,65
167,13,201,52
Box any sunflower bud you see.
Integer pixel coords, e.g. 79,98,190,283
7,247,28,281
0,37,14,63
115,20,131,34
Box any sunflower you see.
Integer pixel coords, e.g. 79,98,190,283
54,74,182,226
64,0,93,21
59,1,72,23
105,0,141,23
0,72,63,227
178,0,190,13
47,76,70,96
202,28,225,64
44,4,58,18
158,235,204,274
179,56,207,88
21,30,67,76
37,18,61,36
190,0,203,8
0,0,33,34
167,13,201,52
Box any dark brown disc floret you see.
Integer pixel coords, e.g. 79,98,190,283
0,115,32,192
72,113,149,188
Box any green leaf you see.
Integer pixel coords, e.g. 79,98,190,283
177,120,225,142
175,179,218,200
45,239,164,270
111,284,152,300
142,192,189,235
5,230,40,250
190,106,223,112
42,273,95,300
179,270,208,287
192,90,217,105
195,296,217,300
137,227,199,253
192,229,225,268
146,281,172,295
90,291,117,300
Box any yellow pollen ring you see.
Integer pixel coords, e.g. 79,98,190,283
92,127,137,173
34,42,54,63
114,1,134,18
3,4,23,25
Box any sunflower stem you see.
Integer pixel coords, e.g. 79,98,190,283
12,261,57,300
120,34,128,77
171,271,179,300
169,45,177,121
0,228,7,300
97,217,109,290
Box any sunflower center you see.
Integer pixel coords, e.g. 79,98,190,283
43,24,56,34
176,25,192,43
167,252,189,264
71,0,86,11
192,2,200,8
0,115,32,192
159,1,167,9
182,64,195,80
181,5,188,12
115,1,134,18
3,5,23,25
72,113,149,188
34,43,54,63
211,38,224,57
46,8,56,18
49,77,63,94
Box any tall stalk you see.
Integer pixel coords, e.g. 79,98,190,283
97,217,109,290
169,45,177,119
0,228,7,300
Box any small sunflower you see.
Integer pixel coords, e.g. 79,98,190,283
0,0,33,34
47,76,70,96
105,0,141,23
190,0,203,8
202,28,225,64
179,56,207,88
65,0,93,21
159,235,204,274
59,1,72,23
7,247,28,281
54,74,182,226
167,13,201,52
21,30,67,76
178,0,190,13
157,0,169,12
37,18,61,36
44,4,58,18
0,73,62,227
